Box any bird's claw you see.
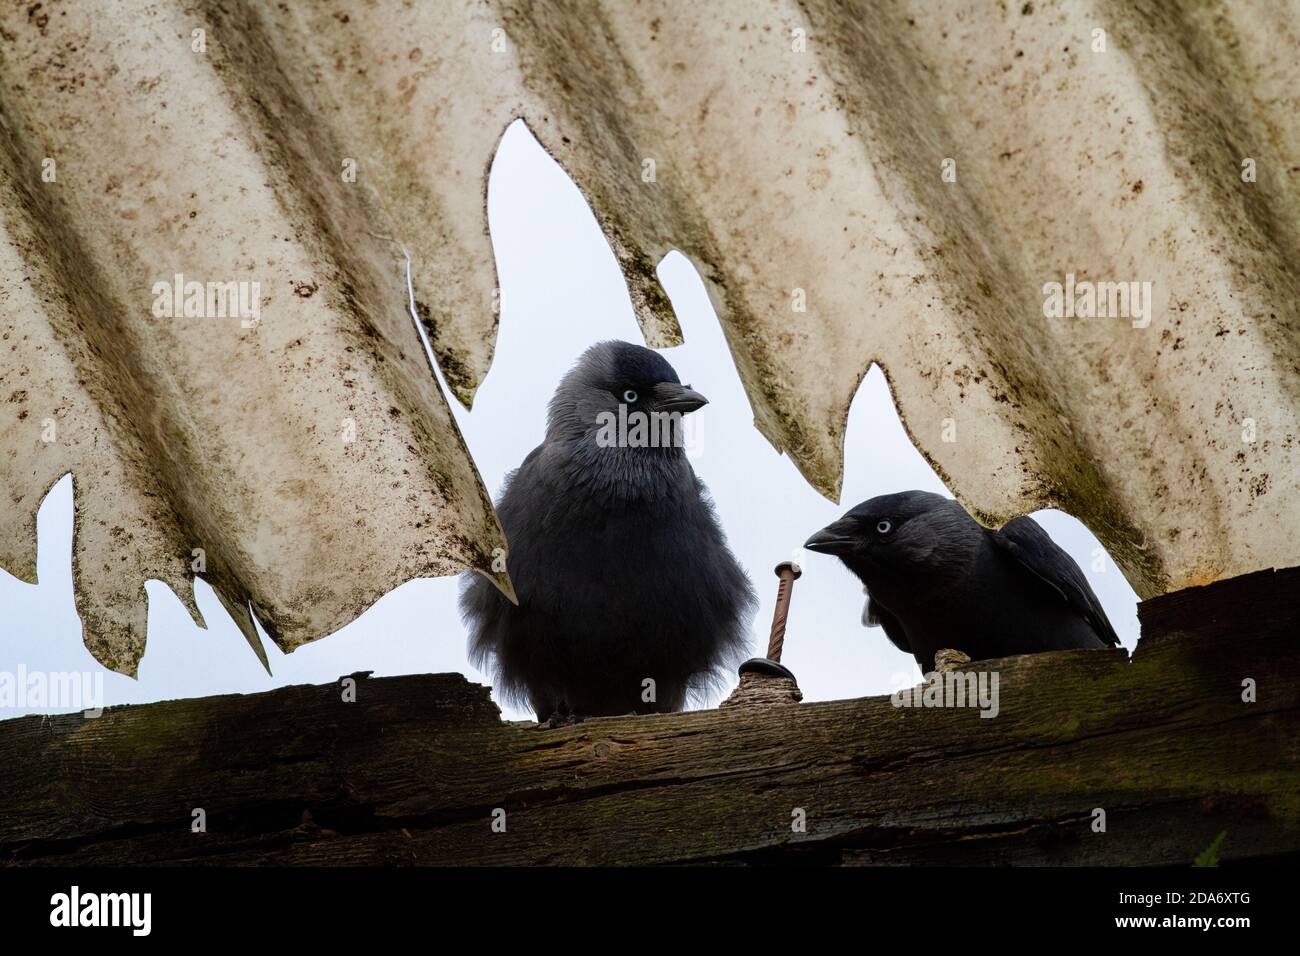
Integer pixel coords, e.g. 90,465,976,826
545,712,585,728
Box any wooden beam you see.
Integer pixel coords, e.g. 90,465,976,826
2,567,1297,865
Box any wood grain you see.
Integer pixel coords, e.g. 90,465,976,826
2,568,1297,865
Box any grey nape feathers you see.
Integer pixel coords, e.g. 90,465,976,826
460,340,757,722
805,490,1119,671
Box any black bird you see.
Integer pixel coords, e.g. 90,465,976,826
460,340,756,722
804,490,1119,671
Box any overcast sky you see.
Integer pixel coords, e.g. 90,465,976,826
0,120,1139,720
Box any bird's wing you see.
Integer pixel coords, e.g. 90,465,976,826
989,516,1121,646
862,591,912,654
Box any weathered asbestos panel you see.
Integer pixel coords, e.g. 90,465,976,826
0,0,1297,671
0,0,511,672
495,0,1300,598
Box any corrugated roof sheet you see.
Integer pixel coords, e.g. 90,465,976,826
1,0,1296,673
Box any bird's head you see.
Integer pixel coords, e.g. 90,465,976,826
547,340,708,453
804,491,978,605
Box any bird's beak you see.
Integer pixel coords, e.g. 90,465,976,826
654,383,709,414
804,517,858,556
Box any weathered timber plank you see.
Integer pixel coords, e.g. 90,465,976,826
1,570,1297,865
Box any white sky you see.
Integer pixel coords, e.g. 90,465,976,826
0,121,1139,720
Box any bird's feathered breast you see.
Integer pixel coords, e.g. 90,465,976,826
494,439,741,604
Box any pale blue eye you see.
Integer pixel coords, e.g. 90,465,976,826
876,519,893,534
622,389,638,403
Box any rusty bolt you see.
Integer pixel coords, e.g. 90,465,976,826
766,560,802,661
737,560,801,681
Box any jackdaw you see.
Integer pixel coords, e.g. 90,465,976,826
804,490,1119,671
460,340,756,722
